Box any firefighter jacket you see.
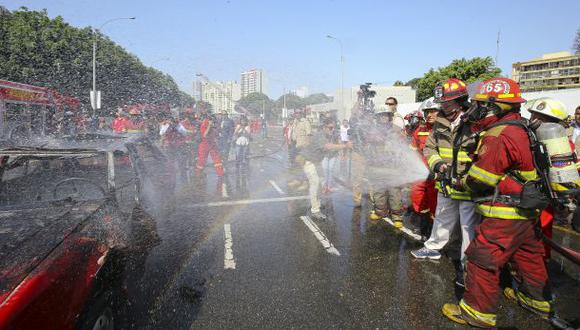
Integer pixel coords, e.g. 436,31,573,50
424,114,476,200
463,112,540,220
124,118,145,133
410,123,432,165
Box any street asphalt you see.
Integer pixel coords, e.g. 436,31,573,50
114,130,580,329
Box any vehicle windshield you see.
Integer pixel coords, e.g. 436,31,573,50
1,2,579,329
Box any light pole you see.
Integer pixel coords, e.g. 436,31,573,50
92,17,135,115
326,35,344,118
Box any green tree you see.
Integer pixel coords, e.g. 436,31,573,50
236,92,274,117
275,93,305,110
414,57,502,101
393,80,405,86
304,93,332,105
0,7,192,113
405,77,420,89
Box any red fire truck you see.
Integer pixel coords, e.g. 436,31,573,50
0,79,80,139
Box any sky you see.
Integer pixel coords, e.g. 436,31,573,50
3,0,580,99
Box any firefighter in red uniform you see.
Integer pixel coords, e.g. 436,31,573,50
125,106,146,133
443,78,552,328
180,108,200,168
407,97,439,239
196,113,225,178
112,109,128,133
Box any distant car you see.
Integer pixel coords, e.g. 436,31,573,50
0,134,172,329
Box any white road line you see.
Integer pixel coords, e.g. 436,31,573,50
383,217,422,241
300,216,341,256
224,224,236,269
185,195,309,208
269,180,285,195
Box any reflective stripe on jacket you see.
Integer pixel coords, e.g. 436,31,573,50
465,112,540,220
423,115,477,200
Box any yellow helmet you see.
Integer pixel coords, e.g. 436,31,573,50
525,97,568,121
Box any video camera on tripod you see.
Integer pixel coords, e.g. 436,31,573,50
358,83,376,114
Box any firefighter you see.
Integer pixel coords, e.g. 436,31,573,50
125,106,146,133
112,109,128,133
407,97,439,239
180,108,200,169
411,78,479,286
367,106,405,225
404,110,424,137
525,97,574,260
442,78,552,328
196,113,225,178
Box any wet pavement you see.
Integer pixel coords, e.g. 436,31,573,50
115,129,580,329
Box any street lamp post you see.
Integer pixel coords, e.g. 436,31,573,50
326,35,344,118
92,17,135,115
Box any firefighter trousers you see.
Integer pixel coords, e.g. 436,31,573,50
303,160,321,214
350,151,366,206
424,193,479,265
462,218,551,319
196,141,225,177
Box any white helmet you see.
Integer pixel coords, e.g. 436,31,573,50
418,97,441,113
525,97,568,121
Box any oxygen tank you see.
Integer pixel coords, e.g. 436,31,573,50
535,123,580,189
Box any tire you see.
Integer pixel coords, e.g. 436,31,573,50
77,291,114,330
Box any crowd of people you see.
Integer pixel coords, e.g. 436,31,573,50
284,77,580,328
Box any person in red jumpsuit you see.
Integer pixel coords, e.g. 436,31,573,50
112,109,128,133
124,106,145,133
180,108,200,169
443,78,552,328
196,113,225,178
407,98,439,240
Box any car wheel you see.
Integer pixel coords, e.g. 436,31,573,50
77,291,114,330
91,306,114,330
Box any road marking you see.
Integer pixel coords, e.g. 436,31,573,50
269,180,285,195
300,216,340,256
185,195,309,208
224,224,236,269
383,217,423,241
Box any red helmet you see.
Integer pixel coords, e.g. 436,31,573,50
472,77,525,104
434,78,468,103
127,106,141,115
404,110,424,121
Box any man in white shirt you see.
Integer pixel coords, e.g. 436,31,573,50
385,97,405,129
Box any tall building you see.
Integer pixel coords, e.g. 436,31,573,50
199,80,241,114
241,69,267,97
512,51,580,92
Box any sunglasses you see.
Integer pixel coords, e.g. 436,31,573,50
385,102,396,106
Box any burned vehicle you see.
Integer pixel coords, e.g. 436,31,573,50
0,134,173,329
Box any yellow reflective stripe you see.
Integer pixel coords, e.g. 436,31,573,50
468,165,503,186
428,154,443,169
438,148,471,161
459,299,496,327
513,169,539,181
476,204,538,220
576,162,580,170
435,185,472,200
516,291,552,313
497,93,515,99
417,132,430,136
126,129,144,133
